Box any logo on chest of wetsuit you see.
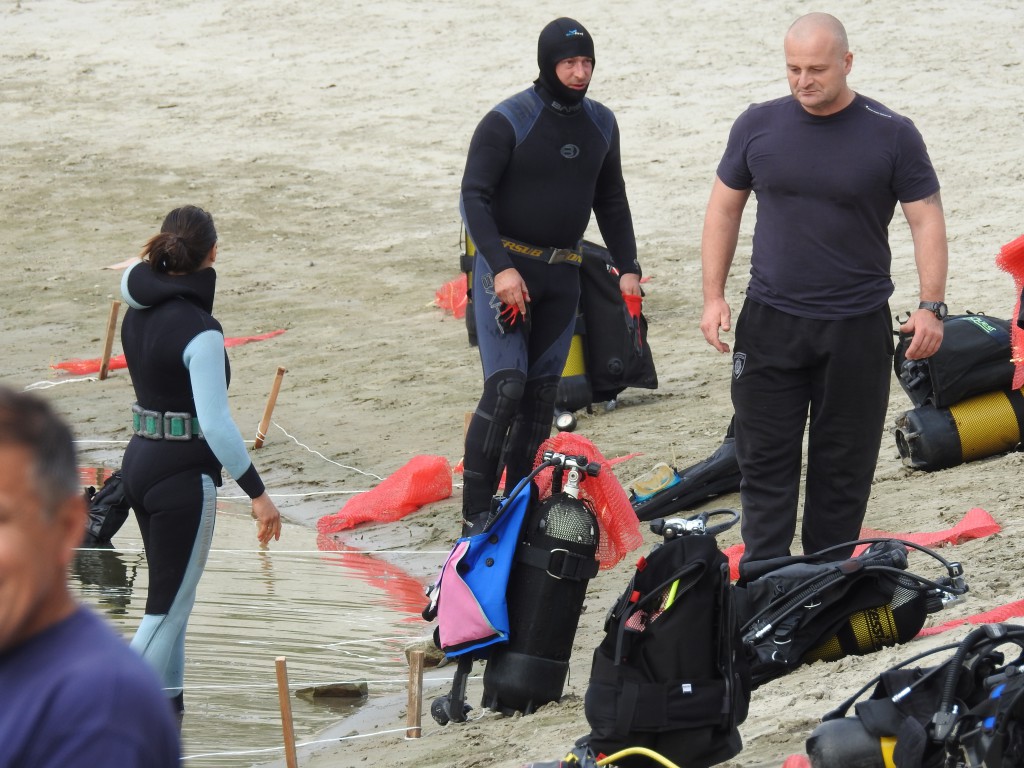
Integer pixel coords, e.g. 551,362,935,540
560,144,580,159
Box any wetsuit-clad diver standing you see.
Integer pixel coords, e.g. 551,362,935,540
459,18,642,533
119,206,282,725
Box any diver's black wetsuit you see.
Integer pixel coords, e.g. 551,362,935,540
459,80,639,522
119,261,265,706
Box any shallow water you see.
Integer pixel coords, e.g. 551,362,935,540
71,490,442,767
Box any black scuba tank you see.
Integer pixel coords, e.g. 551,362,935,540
481,453,600,715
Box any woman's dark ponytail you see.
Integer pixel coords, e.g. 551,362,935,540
140,205,217,273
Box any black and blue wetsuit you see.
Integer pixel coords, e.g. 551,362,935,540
119,261,265,709
459,81,639,522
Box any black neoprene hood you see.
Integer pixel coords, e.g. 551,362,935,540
536,17,595,106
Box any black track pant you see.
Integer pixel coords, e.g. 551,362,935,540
731,299,893,577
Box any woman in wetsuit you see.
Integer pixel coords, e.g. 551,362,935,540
119,205,281,724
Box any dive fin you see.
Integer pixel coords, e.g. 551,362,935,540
631,435,741,521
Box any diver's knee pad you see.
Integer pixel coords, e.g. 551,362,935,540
532,378,559,407
473,372,526,456
504,377,561,486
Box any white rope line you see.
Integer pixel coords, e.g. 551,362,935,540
73,420,391,490
270,420,385,481
178,680,486,761
217,490,368,499
249,490,364,498
238,636,428,650
24,375,98,390
75,546,448,555
167,675,452,692
180,726,423,761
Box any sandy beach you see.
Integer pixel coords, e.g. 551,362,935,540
4,1,1024,766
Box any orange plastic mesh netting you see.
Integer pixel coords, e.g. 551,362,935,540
721,507,1001,581
52,330,287,376
316,454,453,534
918,598,1024,637
434,273,468,319
994,233,1024,389
532,432,643,569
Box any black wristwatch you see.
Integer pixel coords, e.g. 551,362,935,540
919,300,948,319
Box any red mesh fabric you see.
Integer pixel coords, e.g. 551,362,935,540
994,233,1024,389
918,598,1024,637
52,330,286,375
316,455,453,534
722,507,1001,581
532,433,643,569
434,273,468,319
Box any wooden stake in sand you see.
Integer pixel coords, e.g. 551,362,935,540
98,300,121,380
255,366,287,449
275,656,299,768
406,649,425,739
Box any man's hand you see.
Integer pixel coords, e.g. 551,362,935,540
494,267,530,315
701,297,732,353
899,309,945,359
619,272,641,297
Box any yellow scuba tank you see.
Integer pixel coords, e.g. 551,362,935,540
894,387,1024,470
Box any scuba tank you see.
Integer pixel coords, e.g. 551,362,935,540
461,230,478,347
894,387,1024,471
481,452,601,715
556,311,592,414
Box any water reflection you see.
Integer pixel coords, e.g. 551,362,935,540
71,545,141,617
68,494,435,767
316,533,431,619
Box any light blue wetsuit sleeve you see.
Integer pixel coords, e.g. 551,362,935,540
182,330,260,490
120,260,148,309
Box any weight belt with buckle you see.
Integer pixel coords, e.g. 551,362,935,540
500,235,583,267
132,403,204,441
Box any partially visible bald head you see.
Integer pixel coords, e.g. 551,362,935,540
786,12,849,54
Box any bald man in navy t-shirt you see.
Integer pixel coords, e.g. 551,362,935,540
700,12,948,579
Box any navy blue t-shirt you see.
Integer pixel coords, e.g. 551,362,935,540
0,607,180,767
717,93,940,318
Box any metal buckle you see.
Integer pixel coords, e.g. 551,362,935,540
132,403,164,440
163,411,194,441
546,548,570,580
548,247,583,266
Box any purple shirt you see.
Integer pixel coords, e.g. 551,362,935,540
717,93,940,318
